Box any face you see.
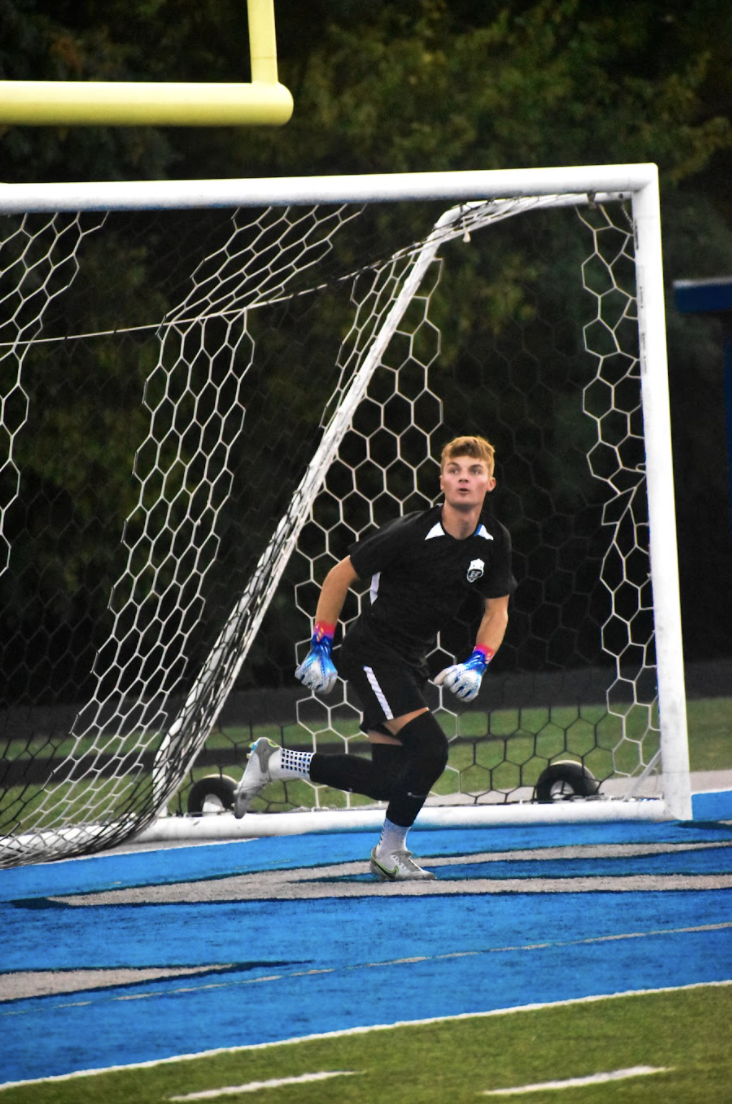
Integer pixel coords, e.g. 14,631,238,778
440,454,495,510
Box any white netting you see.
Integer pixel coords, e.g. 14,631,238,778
0,189,677,865
579,204,659,782
0,213,106,575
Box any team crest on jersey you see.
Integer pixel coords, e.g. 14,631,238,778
467,558,485,582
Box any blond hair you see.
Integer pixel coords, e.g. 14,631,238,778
440,435,495,476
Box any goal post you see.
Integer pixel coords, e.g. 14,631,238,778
0,165,691,867
631,179,691,819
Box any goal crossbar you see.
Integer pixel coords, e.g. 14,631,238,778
1,165,649,214
0,0,293,128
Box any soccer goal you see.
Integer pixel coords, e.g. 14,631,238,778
0,166,691,867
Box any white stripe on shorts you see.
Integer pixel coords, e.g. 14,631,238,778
363,665,393,720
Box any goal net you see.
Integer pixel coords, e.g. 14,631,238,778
0,167,690,867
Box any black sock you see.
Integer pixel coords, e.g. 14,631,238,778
309,742,405,800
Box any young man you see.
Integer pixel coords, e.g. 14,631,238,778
234,435,516,880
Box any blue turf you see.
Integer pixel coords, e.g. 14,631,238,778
1,788,731,1085
1,789,730,904
2,891,731,1082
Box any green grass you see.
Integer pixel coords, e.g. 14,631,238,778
195,695,731,776
177,695,731,813
2,696,730,826
685,698,732,772
1,984,730,1103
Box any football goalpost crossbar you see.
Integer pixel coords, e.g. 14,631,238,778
0,165,691,866
0,0,293,127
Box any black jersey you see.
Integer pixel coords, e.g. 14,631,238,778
348,504,516,665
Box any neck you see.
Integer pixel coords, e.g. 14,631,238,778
440,502,480,540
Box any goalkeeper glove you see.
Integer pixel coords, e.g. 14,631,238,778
434,645,494,702
295,622,338,693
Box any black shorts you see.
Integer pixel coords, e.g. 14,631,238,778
337,621,429,736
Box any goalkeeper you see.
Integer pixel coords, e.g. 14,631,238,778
234,434,516,880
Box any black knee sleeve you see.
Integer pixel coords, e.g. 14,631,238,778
397,711,449,794
386,712,449,828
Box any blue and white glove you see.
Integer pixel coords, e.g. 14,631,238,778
295,622,338,693
434,645,494,702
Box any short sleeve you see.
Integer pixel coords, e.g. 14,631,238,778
476,523,517,598
348,514,416,580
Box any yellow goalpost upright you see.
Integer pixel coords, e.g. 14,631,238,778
0,0,293,128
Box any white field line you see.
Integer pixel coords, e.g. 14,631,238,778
481,1065,672,1095
169,1070,358,1100
1,979,730,1091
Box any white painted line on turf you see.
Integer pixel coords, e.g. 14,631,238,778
168,1070,358,1099
481,1065,672,1095
3,981,729,1090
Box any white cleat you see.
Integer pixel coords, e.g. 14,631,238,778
233,738,281,818
369,846,436,881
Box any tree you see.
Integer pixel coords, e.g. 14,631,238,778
1,0,731,689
